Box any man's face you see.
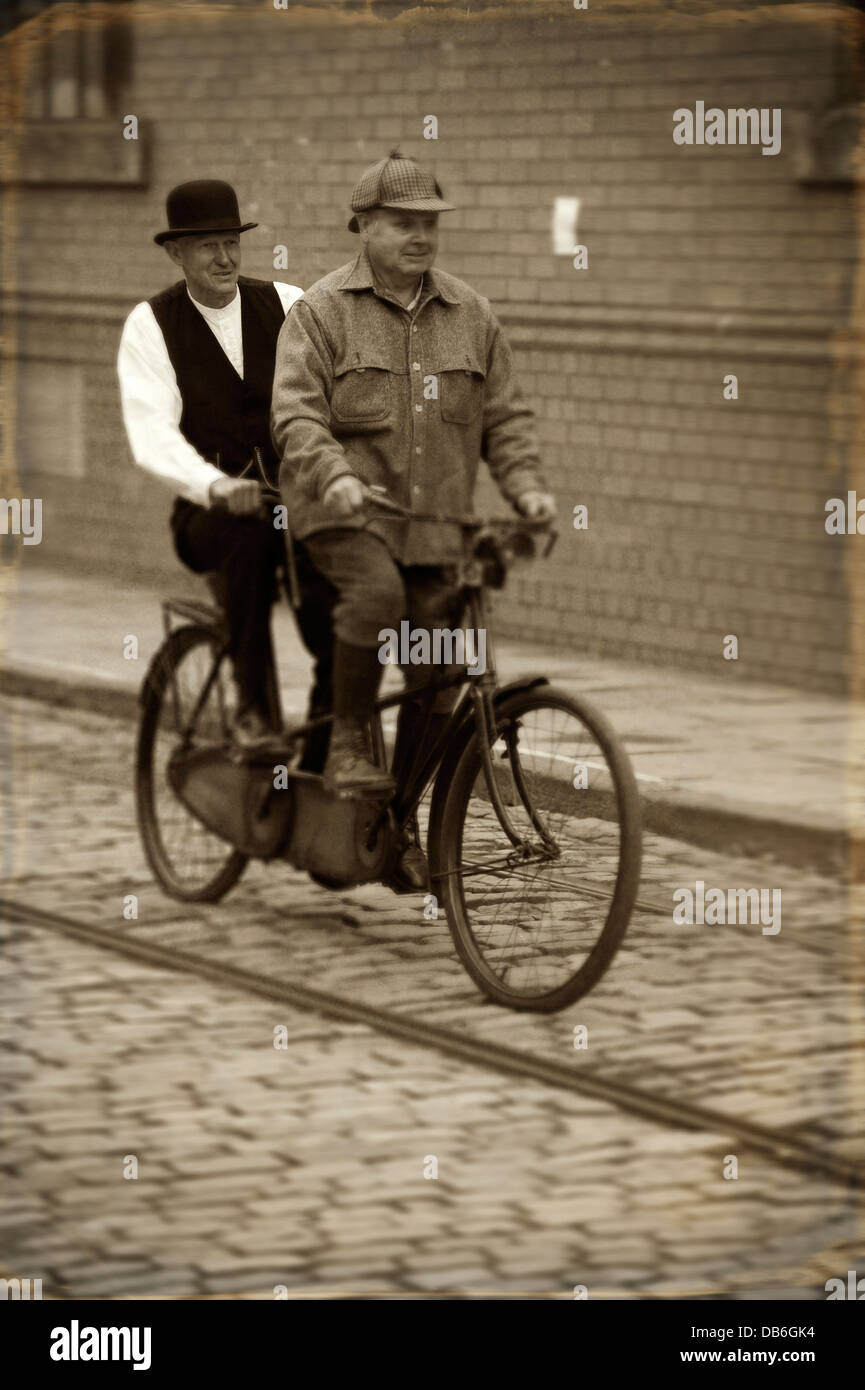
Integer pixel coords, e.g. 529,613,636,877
362,208,439,286
166,231,241,306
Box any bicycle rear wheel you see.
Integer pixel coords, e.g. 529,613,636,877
136,624,248,902
431,686,641,1012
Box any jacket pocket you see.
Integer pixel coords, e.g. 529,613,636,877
331,363,391,424
435,353,486,425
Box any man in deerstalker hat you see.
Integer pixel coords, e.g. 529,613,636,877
118,179,334,761
271,150,556,890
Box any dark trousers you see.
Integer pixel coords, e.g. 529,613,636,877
301,528,466,713
172,501,335,735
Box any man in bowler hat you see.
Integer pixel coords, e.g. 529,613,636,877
118,179,334,757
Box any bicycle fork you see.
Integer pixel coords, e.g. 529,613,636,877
466,590,559,859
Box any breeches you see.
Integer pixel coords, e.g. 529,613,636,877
300,528,467,713
171,499,335,718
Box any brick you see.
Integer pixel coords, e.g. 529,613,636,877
6,2,856,694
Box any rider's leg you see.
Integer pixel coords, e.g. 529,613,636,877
299,530,405,795
325,640,395,794
298,673,333,774
290,542,337,773
385,697,450,892
387,568,467,891
399,565,467,730
172,502,282,743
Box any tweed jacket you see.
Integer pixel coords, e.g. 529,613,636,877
270,249,545,564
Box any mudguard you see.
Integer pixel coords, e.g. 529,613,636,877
138,618,227,707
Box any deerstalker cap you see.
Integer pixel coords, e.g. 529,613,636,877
154,180,258,245
347,149,455,232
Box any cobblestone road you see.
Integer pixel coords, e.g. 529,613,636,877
1,695,863,1297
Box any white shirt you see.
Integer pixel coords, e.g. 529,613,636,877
117,280,302,508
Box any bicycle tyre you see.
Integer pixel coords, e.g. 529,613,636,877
136,624,248,902
431,686,642,1012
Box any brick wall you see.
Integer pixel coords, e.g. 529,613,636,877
2,0,862,692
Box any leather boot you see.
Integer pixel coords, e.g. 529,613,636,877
388,812,430,894
298,650,334,773
324,718,395,797
322,641,395,798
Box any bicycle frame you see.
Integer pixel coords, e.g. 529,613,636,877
377,588,503,822
158,595,282,752
272,580,549,862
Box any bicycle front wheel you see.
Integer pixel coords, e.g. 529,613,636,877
432,686,642,1012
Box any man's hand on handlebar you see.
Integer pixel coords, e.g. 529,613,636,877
322,474,365,518
318,476,557,525
208,476,263,517
515,490,557,523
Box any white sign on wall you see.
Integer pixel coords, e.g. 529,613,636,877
552,196,581,255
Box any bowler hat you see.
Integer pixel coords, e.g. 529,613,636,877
154,179,258,245
348,149,455,233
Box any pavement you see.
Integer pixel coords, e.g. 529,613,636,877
0,562,857,871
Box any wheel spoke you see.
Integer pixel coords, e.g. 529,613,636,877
437,690,640,1009
137,628,246,901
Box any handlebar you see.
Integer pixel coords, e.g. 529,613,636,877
361,485,558,563
361,483,551,529
217,476,558,568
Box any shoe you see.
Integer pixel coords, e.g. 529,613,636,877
387,843,430,894
231,707,285,758
383,815,429,894
323,719,395,798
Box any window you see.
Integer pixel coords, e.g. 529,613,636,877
1,0,132,119
0,0,144,187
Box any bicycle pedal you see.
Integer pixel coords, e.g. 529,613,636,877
325,782,392,803
229,741,291,766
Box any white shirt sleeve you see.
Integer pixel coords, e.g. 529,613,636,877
117,301,225,508
117,284,304,509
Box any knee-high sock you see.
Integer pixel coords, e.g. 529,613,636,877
332,640,385,725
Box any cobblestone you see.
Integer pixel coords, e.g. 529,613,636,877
1,695,863,1296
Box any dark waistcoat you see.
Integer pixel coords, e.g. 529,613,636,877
149,276,284,490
